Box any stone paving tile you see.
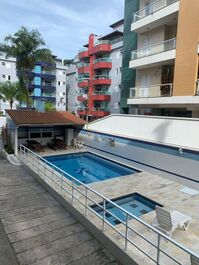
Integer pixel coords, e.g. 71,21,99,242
13,223,84,253
0,159,119,265
17,231,93,264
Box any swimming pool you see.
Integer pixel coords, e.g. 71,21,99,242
91,193,162,225
45,152,139,185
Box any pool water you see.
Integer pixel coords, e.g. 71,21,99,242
91,193,162,225
45,152,138,185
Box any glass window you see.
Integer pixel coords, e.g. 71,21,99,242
2,75,5,78
30,132,41,138
2,62,5,66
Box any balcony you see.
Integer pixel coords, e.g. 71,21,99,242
30,94,56,102
77,108,87,116
77,78,90,88
132,0,179,33
36,71,56,80
77,94,87,102
77,63,90,74
27,83,35,90
90,107,110,117
91,91,111,101
128,83,173,105
91,41,112,55
93,58,112,70
92,75,111,86
78,48,89,60
41,83,56,92
129,38,176,69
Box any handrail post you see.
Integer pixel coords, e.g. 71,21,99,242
125,213,129,251
72,179,74,205
102,199,106,231
157,234,161,264
84,186,88,216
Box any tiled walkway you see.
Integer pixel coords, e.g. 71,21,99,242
0,159,119,265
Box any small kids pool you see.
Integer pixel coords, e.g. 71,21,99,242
91,193,162,225
44,152,139,185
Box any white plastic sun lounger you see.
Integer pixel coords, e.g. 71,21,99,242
191,255,199,265
153,206,191,237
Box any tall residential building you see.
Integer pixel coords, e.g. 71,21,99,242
122,0,199,117
66,19,124,121
0,51,67,112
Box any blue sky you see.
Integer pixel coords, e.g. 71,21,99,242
0,0,124,59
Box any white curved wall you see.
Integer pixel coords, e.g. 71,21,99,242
85,114,199,150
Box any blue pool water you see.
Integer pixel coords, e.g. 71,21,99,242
45,152,138,184
91,193,162,225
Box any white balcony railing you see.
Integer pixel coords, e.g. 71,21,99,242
133,0,179,22
131,38,176,60
129,83,173,98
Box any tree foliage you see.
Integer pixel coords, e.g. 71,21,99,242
0,26,54,107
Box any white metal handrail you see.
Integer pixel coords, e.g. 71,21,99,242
133,0,179,22
20,145,199,265
129,83,173,98
131,38,176,60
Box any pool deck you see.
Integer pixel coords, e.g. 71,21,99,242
0,158,119,265
38,147,199,265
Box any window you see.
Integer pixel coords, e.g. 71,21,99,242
58,81,61,85
2,62,5,66
63,92,66,95
8,75,11,81
63,81,65,85
30,132,41,138
2,75,5,78
63,71,66,75
42,132,52,138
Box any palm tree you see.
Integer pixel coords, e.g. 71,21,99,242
0,26,54,107
0,81,26,109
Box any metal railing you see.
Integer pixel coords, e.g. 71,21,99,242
20,145,199,265
110,37,123,45
94,75,111,80
131,38,176,60
133,0,179,22
129,83,173,98
94,58,112,63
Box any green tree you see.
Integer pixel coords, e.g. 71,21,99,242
0,26,54,107
0,81,27,109
45,102,56,112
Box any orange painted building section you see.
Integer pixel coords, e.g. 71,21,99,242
173,0,199,96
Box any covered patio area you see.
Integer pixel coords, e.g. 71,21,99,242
5,110,86,155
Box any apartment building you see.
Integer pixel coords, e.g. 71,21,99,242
124,0,199,117
73,19,123,121
0,51,67,112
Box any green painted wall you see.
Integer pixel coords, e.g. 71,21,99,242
120,0,139,113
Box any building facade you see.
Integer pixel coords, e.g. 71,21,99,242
124,0,199,117
66,19,124,121
0,51,67,112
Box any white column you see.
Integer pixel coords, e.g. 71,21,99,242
15,127,18,156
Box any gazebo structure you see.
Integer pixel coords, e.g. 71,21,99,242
6,110,86,155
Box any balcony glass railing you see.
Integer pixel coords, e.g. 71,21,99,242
91,107,110,112
93,91,110,95
94,75,111,80
133,0,179,22
77,78,90,82
41,82,55,87
94,40,110,46
77,62,90,68
41,71,56,75
110,37,123,45
129,83,173,98
131,38,176,60
94,58,112,63
42,94,55,97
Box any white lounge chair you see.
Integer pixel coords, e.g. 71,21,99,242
153,206,191,237
191,255,199,265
